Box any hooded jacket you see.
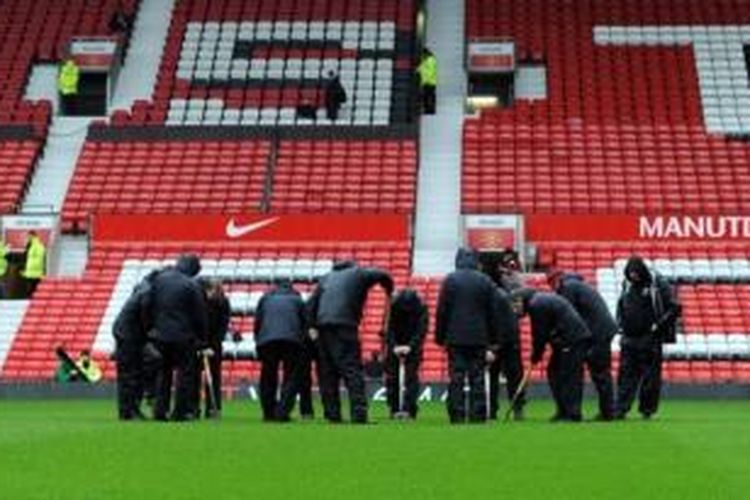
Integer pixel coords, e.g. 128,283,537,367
200,283,231,348
308,261,394,330
386,288,428,352
556,273,618,342
112,269,162,343
617,256,680,343
254,281,307,347
175,254,201,277
151,256,208,344
521,291,592,363
435,248,500,348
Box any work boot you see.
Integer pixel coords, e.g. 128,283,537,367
172,411,196,422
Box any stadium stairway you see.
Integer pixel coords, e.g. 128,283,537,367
53,236,89,278
111,0,176,112
24,65,60,114
21,117,95,213
0,301,29,374
412,0,465,276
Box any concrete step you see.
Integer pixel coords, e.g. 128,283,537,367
111,0,176,112
0,300,30,371
55,235,89,277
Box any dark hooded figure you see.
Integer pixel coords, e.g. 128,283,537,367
192,278,230,419
112,268,161,420
324,70,347,121
384,288,428,419
150,254,207,421
307,260,393,424
435,248,500,423
511,288,592,422
487,287,525,420
549,271,617,420
255,279,307,422
616,256,680,420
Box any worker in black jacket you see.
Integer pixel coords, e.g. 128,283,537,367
616,256,680,420
307,260,394,424
151,254,207,421
384,288,428,419
436,248,500,423
112,269,159,420
324,70,347,121
255,279,308,422
193,278,230,419
488,287,525,420
511,289,592,422
549,271,617,420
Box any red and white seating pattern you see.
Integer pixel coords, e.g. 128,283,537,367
0,0,132,127
59,138,418,232
0,140,43,214
463,0,750,214
270,139,417,213
463,123,750,214
113,0,416,125
169,21,396,126
594,25,750,135
60,140,271,232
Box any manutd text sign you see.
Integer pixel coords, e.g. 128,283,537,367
527,215,750,242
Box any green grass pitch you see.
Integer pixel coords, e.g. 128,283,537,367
1,399,749,499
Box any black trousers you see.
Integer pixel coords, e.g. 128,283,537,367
586,338,615,418
547,343,587,420
192,344,223,416
258,340,303,421
317,325,368,423
299,338,318,417
139,341,162,405
153,340,196,420
115,337,144,419
422,84,436,114
326,101,341,121
616,341,663,417
25,278,40,297
447,346,487,423
384,350,421,417
488,344,525,419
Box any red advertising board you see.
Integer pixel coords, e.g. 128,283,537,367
92,214,410,242
527,215,750,242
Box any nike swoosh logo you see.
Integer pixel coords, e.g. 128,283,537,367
226,217,280,238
